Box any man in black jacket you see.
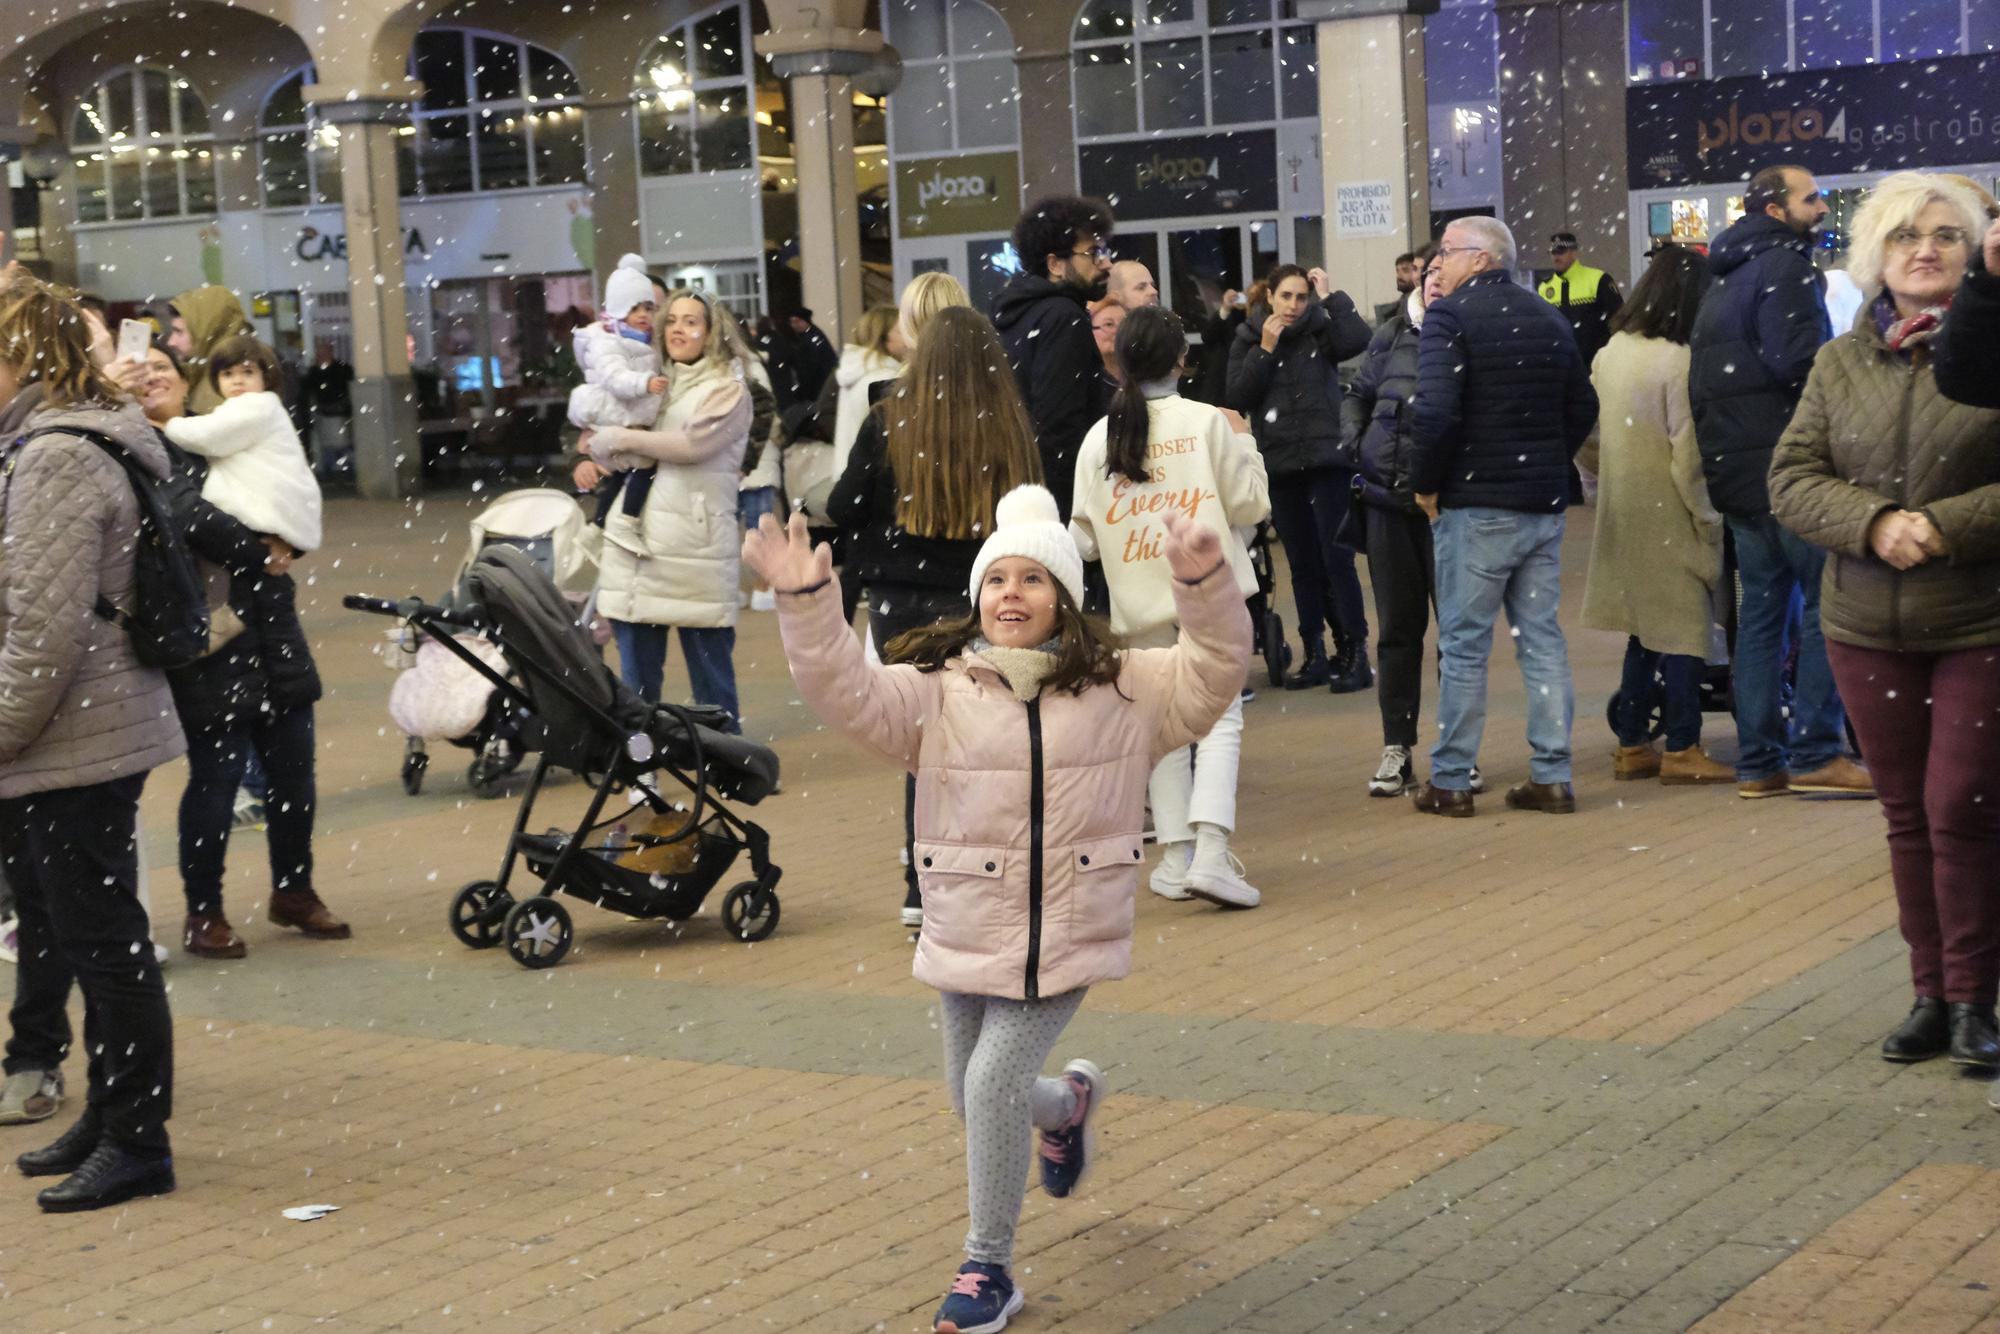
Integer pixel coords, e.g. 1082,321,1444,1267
1936,217,2000,408
1688,164,1866,800
1407,217,1597,818
990,195,1113,516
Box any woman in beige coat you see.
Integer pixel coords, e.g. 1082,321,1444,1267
1582,245,1733,784
586,288,752,732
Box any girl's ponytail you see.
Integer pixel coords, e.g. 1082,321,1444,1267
1104,305,1186,485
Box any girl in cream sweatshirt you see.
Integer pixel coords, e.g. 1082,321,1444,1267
1070,305,1270,910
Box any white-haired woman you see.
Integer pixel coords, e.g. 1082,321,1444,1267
585,287,752,732
1769,171,2000,1073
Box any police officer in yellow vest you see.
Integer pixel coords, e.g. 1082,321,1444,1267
1538,232,1623,366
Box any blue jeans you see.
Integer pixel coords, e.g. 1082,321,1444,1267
1613,637,1704,752
611,619,741,734
1726,514,1844,781
1430,507,1574,789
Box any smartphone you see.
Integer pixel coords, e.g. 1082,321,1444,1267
117,318,152,364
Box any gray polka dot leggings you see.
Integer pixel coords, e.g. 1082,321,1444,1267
940,987,1087,1268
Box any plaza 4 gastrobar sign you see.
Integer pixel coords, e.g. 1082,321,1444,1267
1078,130,1278,222
1627,52,2000,188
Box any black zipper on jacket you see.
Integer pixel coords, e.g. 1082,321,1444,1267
1025,697,1045,1001
1891,358,1916,649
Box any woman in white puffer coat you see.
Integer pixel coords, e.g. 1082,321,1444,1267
585,288,751,733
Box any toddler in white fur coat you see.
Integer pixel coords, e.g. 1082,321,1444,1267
164,335,322,554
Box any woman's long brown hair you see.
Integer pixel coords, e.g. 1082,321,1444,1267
0,279,124,408
884,581,1126,697
884,306,1042,540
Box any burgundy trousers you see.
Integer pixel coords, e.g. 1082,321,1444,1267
1827,639,2000,1006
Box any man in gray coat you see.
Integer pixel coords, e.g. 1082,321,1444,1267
0,283,183,1212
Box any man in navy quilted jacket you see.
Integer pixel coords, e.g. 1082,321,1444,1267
1406,216,1598,818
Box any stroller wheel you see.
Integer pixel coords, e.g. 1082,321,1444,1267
721,881,781,943
1604,690,1666,742
502,896,573,969
401,748,428,797
467,743,520,799
449,880,513,950
1262,612,1292,689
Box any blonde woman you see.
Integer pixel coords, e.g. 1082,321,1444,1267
897,270,971,351
1769,172,2000,1072
586,288,752,731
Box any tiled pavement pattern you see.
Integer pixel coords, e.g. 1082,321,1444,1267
2,492,1997,1332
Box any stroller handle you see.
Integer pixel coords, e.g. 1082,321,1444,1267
342,594,486,631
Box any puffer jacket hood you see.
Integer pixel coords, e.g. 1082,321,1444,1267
1706,215,1812,278
1223,289,1372,477
0,391,186,797
991,274,1088,332
835,344,899,391
1769,303,2000,652
778,558,1250,1001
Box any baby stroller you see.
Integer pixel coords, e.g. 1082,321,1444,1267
346,545,783,969
1245,521,1291,688
386,488,597,798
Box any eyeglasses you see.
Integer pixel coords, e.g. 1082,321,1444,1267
1071,244,1111,263
1888,226,1971,252
1435,245,1484,260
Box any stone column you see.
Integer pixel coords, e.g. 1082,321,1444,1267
1496,0,1631,282
1013,50,1078,204
756,3,879,341
1298,0,1437,317
581,100,644,297
307,88,422,499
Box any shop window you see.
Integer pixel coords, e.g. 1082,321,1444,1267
1711,0,1788,77
1882,0,1964,60
884,0,1021,156
66,66,219,223
1072,0,1312,141
635,4,763,176
1166,227,1243,329
1627,0,1704,80
1794,0,1874,70
1976,0,2000,52
475,108,531,191
1427,3,1498,104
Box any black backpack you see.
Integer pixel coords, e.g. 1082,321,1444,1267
16,426,211,669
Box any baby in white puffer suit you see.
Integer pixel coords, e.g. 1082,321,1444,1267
567,253,666,432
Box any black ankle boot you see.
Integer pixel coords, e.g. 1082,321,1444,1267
36,1141,175,1213
1329,640,1374,695
1948,1003,2000,1069
1881,997,1949,1063
17,1108,103,1177
1285,646,1331,690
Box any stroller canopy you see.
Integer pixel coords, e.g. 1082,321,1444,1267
460,546,779,802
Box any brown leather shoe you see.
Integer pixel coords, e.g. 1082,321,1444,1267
1411,782,1475,818
1790,755,1874,797
1505,781,1576,814
1738,773,1790,799
1660,745,1734,785
183,913,247,959
268,890,352,940
1612,743,1661,781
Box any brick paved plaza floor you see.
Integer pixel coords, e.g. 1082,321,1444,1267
4,490,1998,1333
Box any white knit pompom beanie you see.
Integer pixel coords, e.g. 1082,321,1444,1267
602,253,656,321
968,484,1086,609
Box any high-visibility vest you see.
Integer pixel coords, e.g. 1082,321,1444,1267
1539,264,1607,310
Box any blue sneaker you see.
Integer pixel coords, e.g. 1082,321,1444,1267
1037,1058,1102,1199
934,1261,1024,1333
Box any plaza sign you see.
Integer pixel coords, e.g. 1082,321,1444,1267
894,151,1022,238
1078,130,1278,222
1627,53,2000,188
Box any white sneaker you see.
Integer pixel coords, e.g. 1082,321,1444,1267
1370,745,1414,797
1148,843,1193,900
1468,765,1486,795
749,588,776,612
0,916,17,965
1186,850,1260,909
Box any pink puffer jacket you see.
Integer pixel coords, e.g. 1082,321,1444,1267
779,565,1250,1000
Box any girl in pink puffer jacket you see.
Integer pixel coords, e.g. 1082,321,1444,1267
745,485,1250,1334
